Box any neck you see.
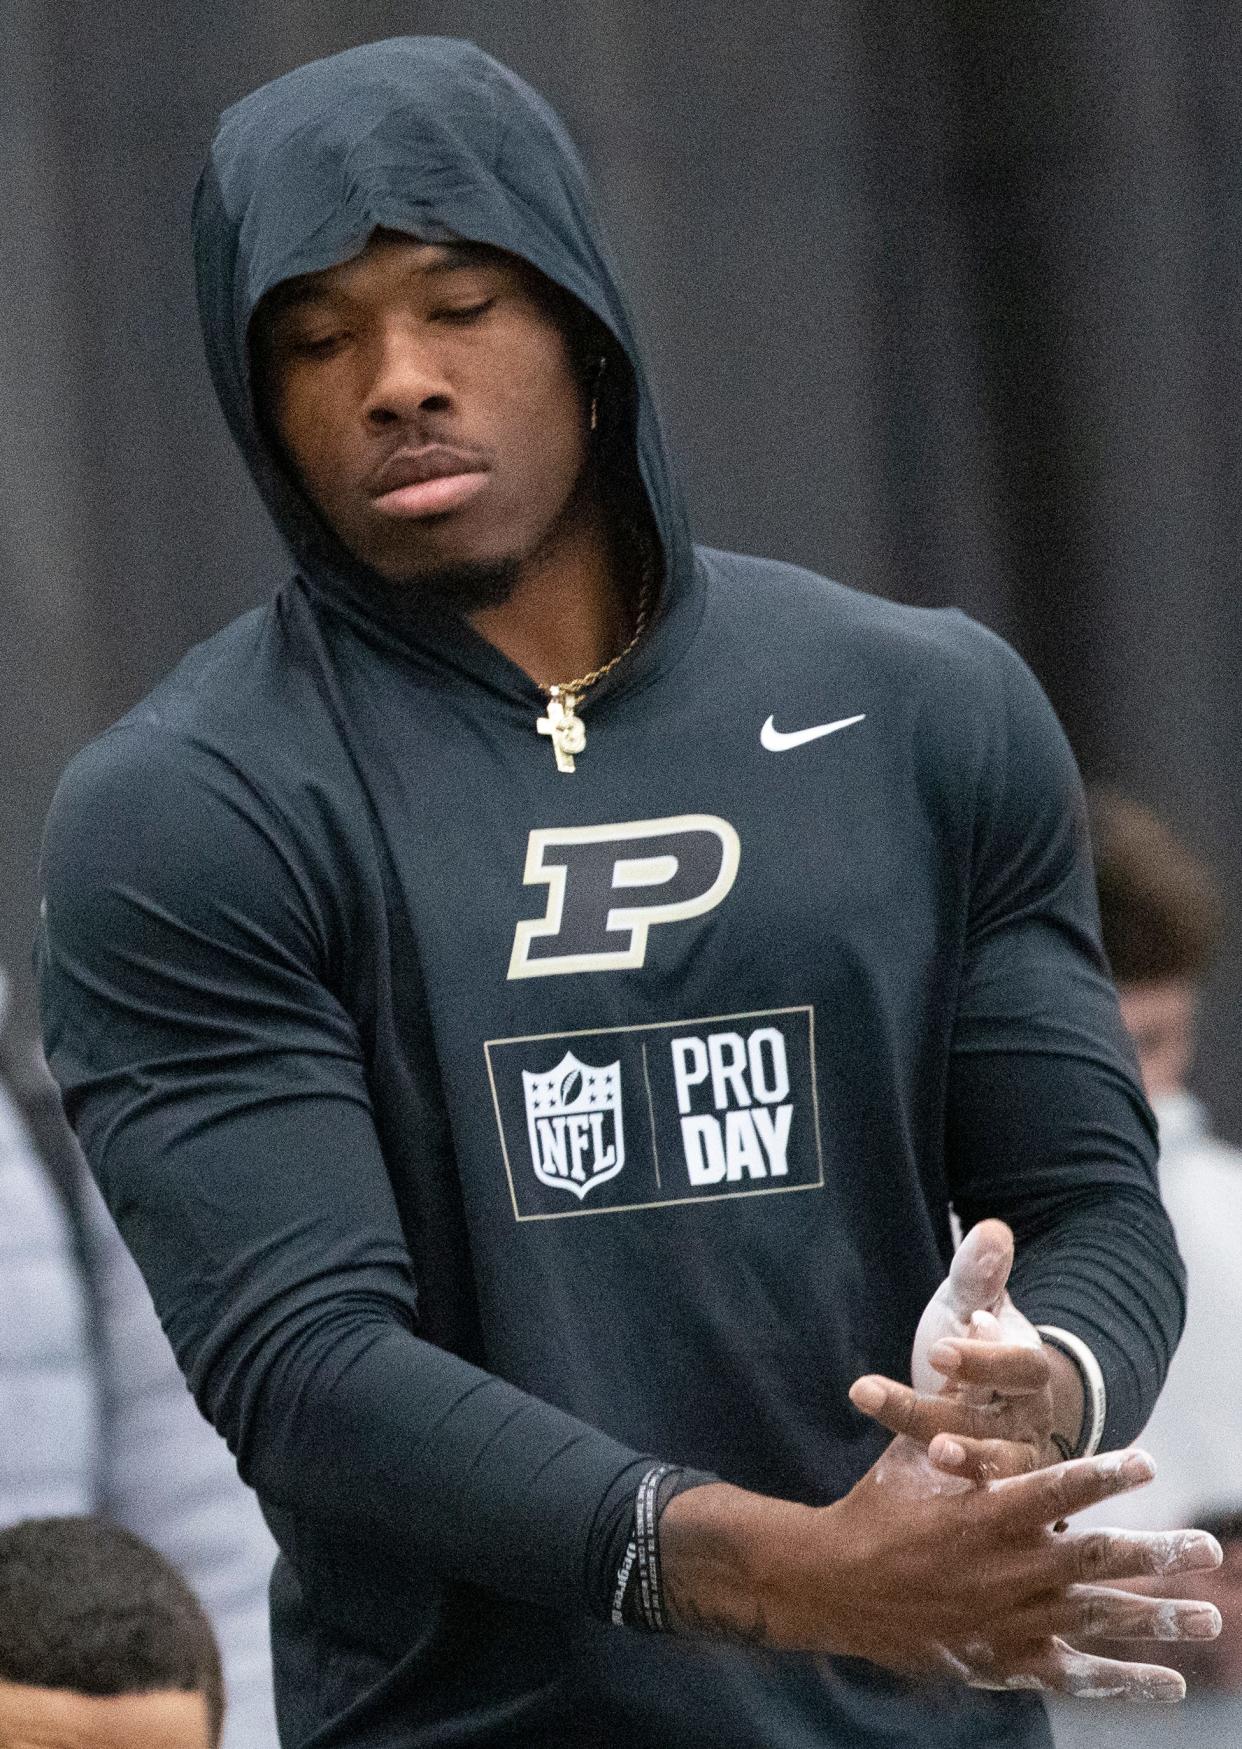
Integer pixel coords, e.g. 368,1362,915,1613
468,493,633,689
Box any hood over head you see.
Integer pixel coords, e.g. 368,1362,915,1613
193,37,696,664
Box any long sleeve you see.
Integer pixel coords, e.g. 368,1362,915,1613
37,725,649,1621
944,627,1184,1447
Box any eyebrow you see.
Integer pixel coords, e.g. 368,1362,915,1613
422,242,497,275
264,243,500,318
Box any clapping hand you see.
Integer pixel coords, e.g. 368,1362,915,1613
661,1425,1223,1699
818,1437,1222,1698
661,1217,1223,1697
850,1219,1068,1480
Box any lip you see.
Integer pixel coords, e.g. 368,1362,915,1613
368,444,490,519
373,472,489,518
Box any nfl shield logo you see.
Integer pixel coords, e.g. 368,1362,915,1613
522,1051,626,1201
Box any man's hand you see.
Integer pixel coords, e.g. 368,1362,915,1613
1073,1533,1242,1691
659,1442,1223,1700
848,1219,1083,1480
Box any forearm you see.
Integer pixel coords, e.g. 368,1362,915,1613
950,1050,1183,1446
1007,1184,1183,1447
204,1282,651,1616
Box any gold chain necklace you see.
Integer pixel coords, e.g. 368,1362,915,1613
536,555,654,773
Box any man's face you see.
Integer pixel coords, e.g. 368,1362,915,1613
1116,977,1198,1101
255,230,595,595
0,1679,212,1749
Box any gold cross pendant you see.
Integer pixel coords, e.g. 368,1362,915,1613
537,688,586,773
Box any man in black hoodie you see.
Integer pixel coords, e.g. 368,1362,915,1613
38,37,1220,1749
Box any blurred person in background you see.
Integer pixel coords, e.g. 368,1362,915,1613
1174,1508,1242,1692
1081,788,1241,1532
34,37,1224,1749
0,972,279,1748
1052,793,1242,1744
0,1514,223,1748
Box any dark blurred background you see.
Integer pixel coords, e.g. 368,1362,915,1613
3,1,1239,1133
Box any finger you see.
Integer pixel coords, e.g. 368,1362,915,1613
854,1379,1047,1464
946,1219,1014,1320
849,1376,980,1443
1052,1526,1224,1586
960,1640,1186,1702
990,1449,1157,1529
953,1310,1036,1408
929,1340,1051,1394
1014,1586,1222,1645
1049,1644,1196,1700
1032,1640,1186,1703
929,1432,1040,1482
849,1377,1043,1452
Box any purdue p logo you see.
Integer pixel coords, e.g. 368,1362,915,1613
508,815,740,979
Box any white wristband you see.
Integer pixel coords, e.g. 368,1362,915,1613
1036,1325,1107,1458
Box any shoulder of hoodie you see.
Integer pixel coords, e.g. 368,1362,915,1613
699,543,1000,669
695,544,1064,755
42,597,346,912
54,588,341,786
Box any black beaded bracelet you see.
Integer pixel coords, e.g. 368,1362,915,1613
614,1464,697,1631
610,1534,639,1627
634,1462,671,1631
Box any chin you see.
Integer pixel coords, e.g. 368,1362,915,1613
373,552,524,616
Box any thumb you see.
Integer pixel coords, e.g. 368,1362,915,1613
946,1219,1014,1320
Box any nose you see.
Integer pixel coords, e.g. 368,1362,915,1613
363,323,452,426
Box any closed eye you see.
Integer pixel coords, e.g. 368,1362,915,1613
288,331,350,359
436,298,497,325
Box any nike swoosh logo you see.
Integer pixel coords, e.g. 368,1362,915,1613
760,713,866,751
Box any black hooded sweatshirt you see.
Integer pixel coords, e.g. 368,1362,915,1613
37,36,1182,1749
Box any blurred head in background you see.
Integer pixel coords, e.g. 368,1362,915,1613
1088,788,1225,1101
0,1516,223,1748
1188,1508,1242,1690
